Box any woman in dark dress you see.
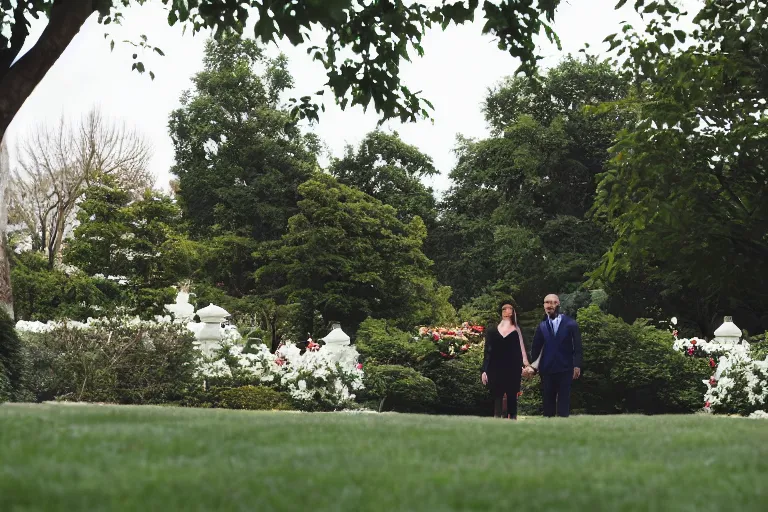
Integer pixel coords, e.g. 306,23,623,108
481,300,531,419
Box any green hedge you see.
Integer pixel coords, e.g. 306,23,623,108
355,318,433,366
574,305,710,414
361,364,438,413
19,320,198,404
420,349,493,416
0,309,27,403
216,386,293,411
518,375,543,416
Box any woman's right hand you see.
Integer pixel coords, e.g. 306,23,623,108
481,372,488,386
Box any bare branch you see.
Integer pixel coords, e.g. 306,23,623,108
11,106,154,267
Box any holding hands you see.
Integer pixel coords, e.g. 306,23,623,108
522,364,536,379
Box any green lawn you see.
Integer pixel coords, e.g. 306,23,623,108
1,404,766,511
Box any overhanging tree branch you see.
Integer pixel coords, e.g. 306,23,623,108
0,0,96,137
0,1,31,80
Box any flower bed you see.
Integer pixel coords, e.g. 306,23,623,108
672,327,767,418
196,339,364,411
16,318,365,411
417,322,485,359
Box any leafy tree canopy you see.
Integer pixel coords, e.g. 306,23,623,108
589,0,768,335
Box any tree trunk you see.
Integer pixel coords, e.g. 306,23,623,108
0,1,95,310
0,136,12,318
0,1,96,143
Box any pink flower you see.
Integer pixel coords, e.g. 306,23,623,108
687,348,695,356
461,344,469,352
275,358,285,367
705,401,711,408
356,363,363,370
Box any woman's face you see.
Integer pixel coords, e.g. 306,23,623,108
501,304,514,320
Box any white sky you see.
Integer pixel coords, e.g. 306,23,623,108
5,0,700,196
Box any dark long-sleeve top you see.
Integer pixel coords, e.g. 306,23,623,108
481,325,524,376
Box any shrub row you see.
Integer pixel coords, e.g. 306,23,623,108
355,307,712,416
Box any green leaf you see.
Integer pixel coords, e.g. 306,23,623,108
661,32,675,50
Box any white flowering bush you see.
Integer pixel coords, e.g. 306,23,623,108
196,337,365,411
670,322,768,418
17,314,366,411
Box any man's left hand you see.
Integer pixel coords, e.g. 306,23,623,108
573,367,581,380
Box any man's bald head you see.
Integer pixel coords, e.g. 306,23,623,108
544,294,560,318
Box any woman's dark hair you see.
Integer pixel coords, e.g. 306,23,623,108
498,299,517,325
498,299,516,311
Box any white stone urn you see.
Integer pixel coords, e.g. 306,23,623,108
320,323,350,362
164,290,195,323
195,303,230,356
714,316,742,345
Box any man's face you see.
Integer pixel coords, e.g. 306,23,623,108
544,295,560,317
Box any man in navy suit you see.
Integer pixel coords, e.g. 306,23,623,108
530,294,583,417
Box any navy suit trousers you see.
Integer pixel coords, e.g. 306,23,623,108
541,370,572,417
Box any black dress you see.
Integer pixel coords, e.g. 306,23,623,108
482,326,523,417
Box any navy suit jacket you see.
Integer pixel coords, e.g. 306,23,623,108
530,314,583,375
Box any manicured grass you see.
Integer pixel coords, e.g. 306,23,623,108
1,404,766,511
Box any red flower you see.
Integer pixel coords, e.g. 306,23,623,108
672,330,679,338
705,401,711,408
687,348,695,356
307,340,320,352
460,344,469,352
516,391,523,398
690,339,697,345
709,376,717,386
356,363,363,370
439,352,448,358
446,330,456,336
433,332,440,341
709,358,716,368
